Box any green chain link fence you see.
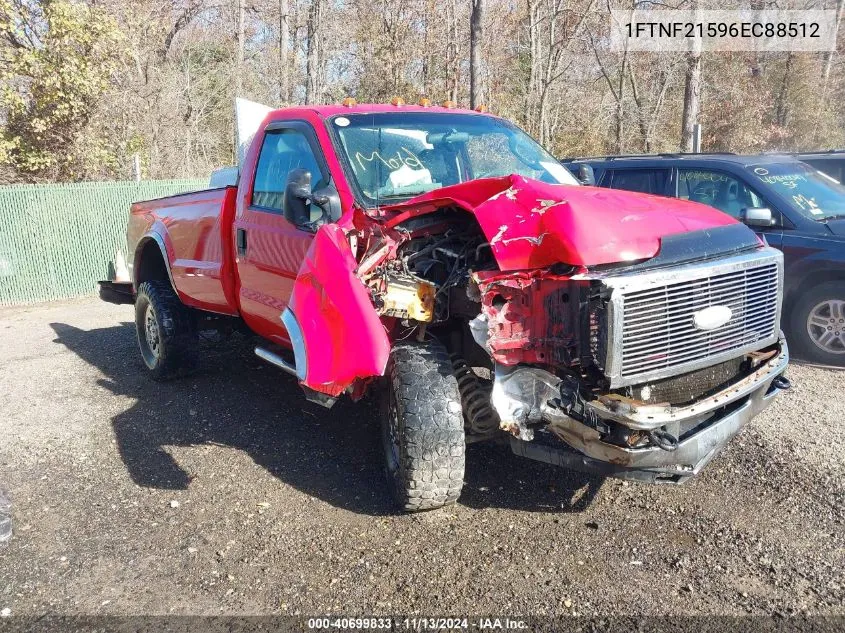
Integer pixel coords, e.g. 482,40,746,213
0,179,207,306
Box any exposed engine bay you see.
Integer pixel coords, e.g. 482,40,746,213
360,210,496,325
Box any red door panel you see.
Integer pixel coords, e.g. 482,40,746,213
235,209,313,343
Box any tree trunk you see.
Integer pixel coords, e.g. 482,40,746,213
680,49,701,152
615,51,627,152
524,0,538,131
447,0,459,102
236,0,245,97
775,53,793,127
628,66,651,152
823,0,845,88
279,0,290,104
469,0,483,108
305,0,323,105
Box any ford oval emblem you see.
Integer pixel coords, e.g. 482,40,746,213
693,305,733,331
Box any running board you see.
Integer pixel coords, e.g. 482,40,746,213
255,346,297,377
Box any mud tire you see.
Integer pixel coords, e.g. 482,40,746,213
135,280,197,381
381,341,466,512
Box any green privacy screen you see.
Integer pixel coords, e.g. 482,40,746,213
0,179,207,306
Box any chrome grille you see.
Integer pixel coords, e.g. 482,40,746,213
598,248,784,388
620,262,779,377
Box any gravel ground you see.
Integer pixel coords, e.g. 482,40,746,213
0,297,842,617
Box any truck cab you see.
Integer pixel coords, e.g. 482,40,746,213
104,104,790,512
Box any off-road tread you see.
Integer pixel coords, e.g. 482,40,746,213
386,341,466,512
135,280,198,380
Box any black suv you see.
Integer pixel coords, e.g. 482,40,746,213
564,153,845,367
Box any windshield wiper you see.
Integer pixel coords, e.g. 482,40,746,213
381,190,430,199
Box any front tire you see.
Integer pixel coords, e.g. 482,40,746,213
789,281,845,367
381,341,465,512
135,280,198,380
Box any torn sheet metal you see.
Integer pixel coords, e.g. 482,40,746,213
287,223,390,397
472,269,582,367
380,175,737,271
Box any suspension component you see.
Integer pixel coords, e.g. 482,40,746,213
452,356,500,435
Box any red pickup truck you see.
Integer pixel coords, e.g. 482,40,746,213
102,102,790,511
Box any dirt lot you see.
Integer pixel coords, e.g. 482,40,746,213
0,297,842,617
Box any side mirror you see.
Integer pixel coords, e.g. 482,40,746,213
742,207,775,227
284,168,329,228
284,168,312,226
577,164,596,186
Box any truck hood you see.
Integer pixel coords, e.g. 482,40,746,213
382,175,738,271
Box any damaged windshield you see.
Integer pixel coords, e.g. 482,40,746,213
752,162,845,221
329,112,577,206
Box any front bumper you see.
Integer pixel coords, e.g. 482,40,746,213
501,334,790,483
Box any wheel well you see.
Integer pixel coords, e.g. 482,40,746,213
786,269,845,307
135,239,171,289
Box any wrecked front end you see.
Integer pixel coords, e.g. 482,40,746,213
479,247,789,483
291,175,789,483
476,244,789,483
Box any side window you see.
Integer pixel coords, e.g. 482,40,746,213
251,129,325,213
610,169,668,195
678,169,765,220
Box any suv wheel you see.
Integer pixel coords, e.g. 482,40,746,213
135,281,198,380
381,341,465,512
790,281,845,367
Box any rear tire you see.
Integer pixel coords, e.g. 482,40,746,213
135,280,198,380
788,281,845,367
381,341,465,512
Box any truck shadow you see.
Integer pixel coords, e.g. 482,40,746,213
50,321,603,516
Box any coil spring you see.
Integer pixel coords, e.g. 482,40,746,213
451,355,499,435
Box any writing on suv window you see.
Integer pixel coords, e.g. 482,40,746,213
752,163,845,221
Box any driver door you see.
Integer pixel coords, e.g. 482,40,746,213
235,121,329,343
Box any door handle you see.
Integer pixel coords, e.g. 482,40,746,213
236,228,247,256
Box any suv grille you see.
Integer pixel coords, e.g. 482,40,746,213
619,261,779,379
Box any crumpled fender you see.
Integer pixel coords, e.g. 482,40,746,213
382,175,738,270
286,223,390,397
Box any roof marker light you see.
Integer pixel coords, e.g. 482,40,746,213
474,104,488,113
441,100,457,109
390,96,405,106
341,97,357,107
418,97,431,107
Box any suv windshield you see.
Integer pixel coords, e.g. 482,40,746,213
751,162,845,221
329,112,577,206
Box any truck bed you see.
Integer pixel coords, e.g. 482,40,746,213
128,186,239,315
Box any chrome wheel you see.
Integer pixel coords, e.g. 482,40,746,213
144,304,161,359
806,299,845,355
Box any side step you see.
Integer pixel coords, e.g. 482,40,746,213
255,346,297,377
254,346,337,409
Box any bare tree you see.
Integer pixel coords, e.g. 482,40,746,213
7,0,845,183
822,0,845,94
236,0,246,97
305,0,324,104
279,0,290,103
470,0,484,108
679,1,702,152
